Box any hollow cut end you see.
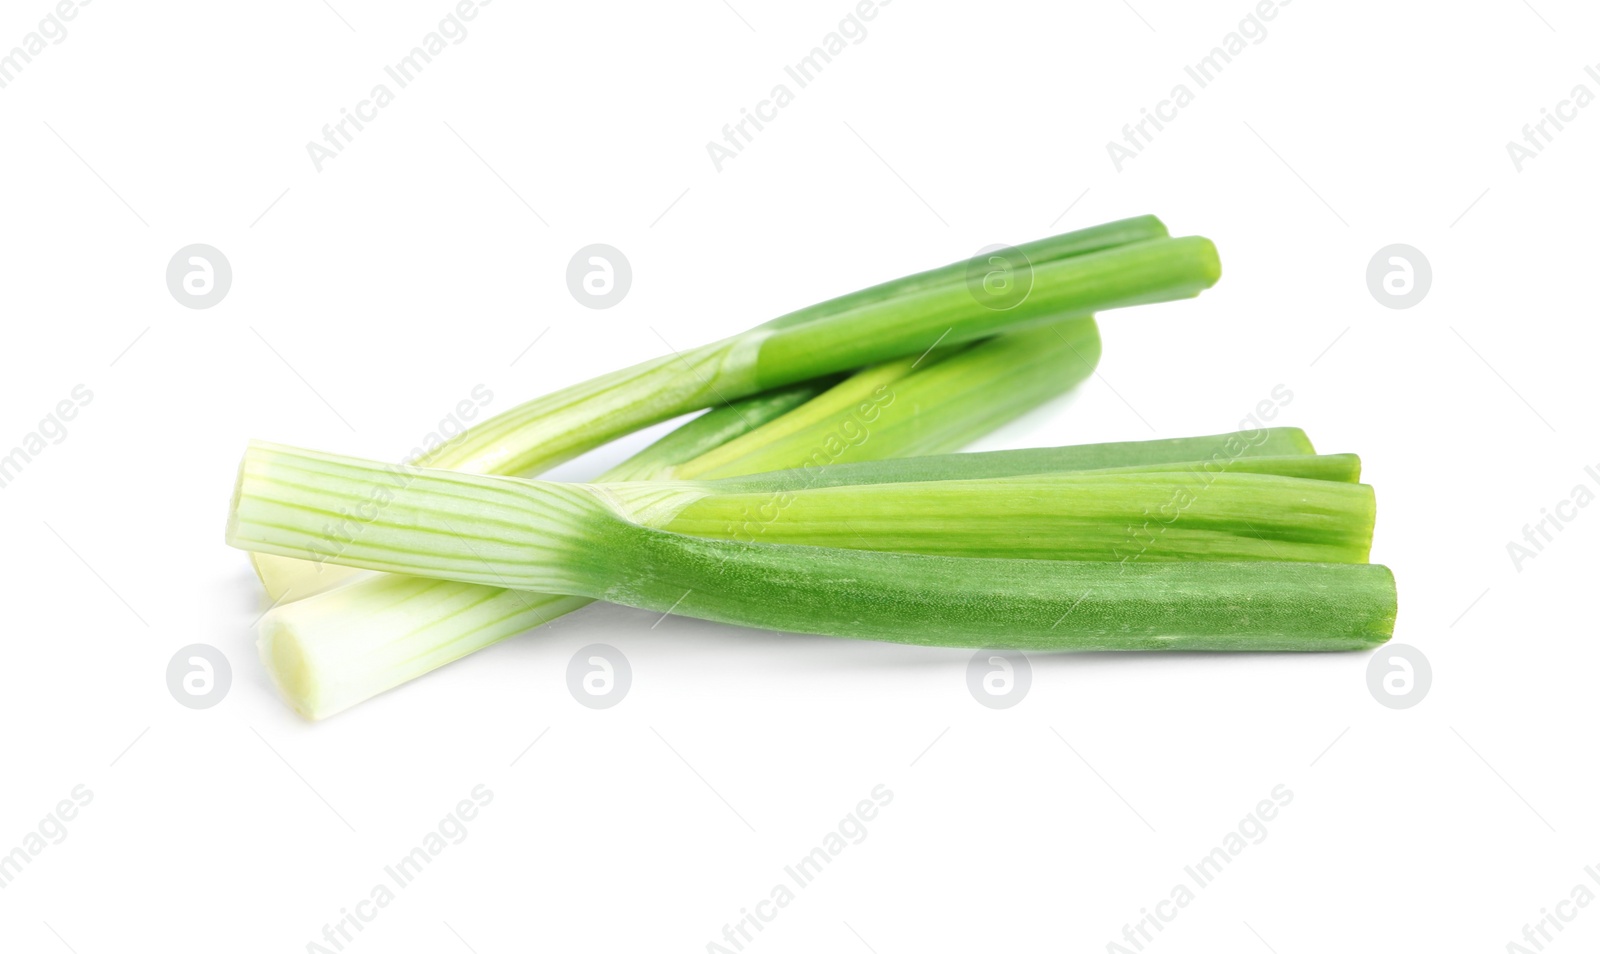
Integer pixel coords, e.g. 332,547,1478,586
224,447,251,549
257,614,321,721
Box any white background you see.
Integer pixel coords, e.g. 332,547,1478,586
1,0,1596,951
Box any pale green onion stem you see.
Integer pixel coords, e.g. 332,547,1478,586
254,374,849,601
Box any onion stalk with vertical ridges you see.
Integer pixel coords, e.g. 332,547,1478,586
226,442,1397,660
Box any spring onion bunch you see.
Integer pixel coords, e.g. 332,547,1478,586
223,214,1397,723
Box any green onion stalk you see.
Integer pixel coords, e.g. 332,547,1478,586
250,216,1216,601
238,415,1390,719
227,440,1398,670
